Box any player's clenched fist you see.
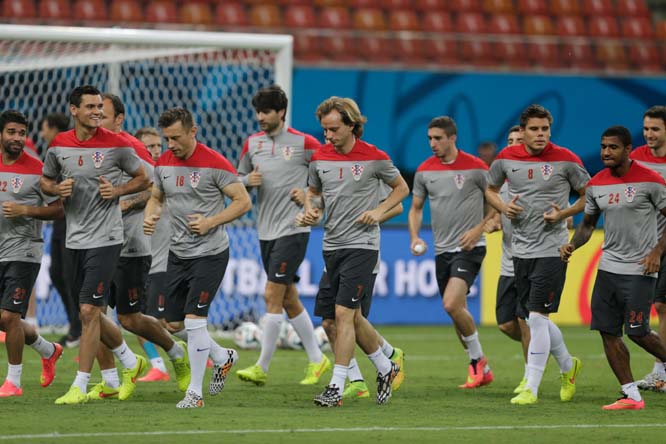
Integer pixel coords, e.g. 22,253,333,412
143,213,160,235
2,201,27,218
559,243,575,263
57,178,74,198
187,214,213,235
98,176,116,200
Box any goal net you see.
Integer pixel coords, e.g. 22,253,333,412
0,25,293,331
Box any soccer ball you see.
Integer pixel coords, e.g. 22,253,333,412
233,322,262,350
314,326,331,352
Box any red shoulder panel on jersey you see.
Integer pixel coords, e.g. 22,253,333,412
240,131,267,160
287,128,321,151
312,140,391,162
0,150,44,174
416,151,489,172
50,127,134,150
588,161,666,186
158,143,237,174
121,132,155,165
496,143,583,166
629,145,666,164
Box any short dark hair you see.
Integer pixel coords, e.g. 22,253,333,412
508,125,521,134
0,110,28,132
135,127,160,140
428,116,457,137
644,106,666,126
252,85,288,117
519,104,553,128
101,93,125,117
41,112,70,132
601,125,632,147
69,85,101,107
477,141,496,152
158,107,194,130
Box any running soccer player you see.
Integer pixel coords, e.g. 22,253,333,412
235,85,331,386
409,116,494,389
302,96,409,407
144,107,251,408
0,110,64,397
561,126,666,410
41,85,150,405
486,104,589,405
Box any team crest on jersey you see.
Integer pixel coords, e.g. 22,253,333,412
189,171,201,188
257,140,264,150
540,164,553,181
92,151,104,168
282,146,293,161
351,164,364,181
453,173,465,190
10,176,23,193
624,185,637,203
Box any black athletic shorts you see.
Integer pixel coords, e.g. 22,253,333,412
108,256,151,315
163,249,229,322
322,249,377,311
435,247,486,296
654,252,666,303
144,271,167,319
0,261,40,316
66,244,122,307
315,270,377,320
513,256,567,314
591,270,655,337
495,275,526,324
260,233,309,285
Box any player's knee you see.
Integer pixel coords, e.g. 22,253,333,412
166,321,184,333
117,313,139,332
655,302,666,315
0,311,20,329
322,319,336,340
79,304,101,323
442,299,462,315
498,321,514,335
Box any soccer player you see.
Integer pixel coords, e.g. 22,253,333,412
41,85,151,405
486,104,589,405
409,116,494,389
302,96,409,407
0,110,64,397
144,107,251,408
135,127,163,162
235,85,330,386
629,106,666,390
85,94,189,400
476,141,497,167
561,126,666,410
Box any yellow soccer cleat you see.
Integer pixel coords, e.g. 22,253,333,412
55,386,88,405
560,357,582,402
510,388,537,405
391,348,405,391
236,364,268,386
171,341,190,392
300,355,331,385
86,381,119,401
513,377,528,394
343,380,370,399
119,355,147,401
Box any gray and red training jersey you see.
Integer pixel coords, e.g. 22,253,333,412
1,151,59,263
154,142,240,259
309,139,400,251
630,145,666,236
585,161,666,276
499,182,514,277
488,142,590,259
119,132,155,258
43,127,143,250
238,127,319,240
413,151,488,254
149,204,170,274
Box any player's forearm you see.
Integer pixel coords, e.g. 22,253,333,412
375,180,409,217
122,189,152,212
304,188,321,212
40,177,59,196
407,207,423,241
115,173,150,197
207,194,252,228
570,223,594,250
560,197,585,219
484,188,507,214
658,227,666,253
24,203,64,220
144,195,163,220
380,202,403,223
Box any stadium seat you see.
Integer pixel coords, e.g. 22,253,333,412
422,10,453,32
180,3,212,25
456,12,486,33
623,17,654,39
72,0,107,21
523,15,555,35
145,0,177,23
596,41,627,69
494,40,529,68
518,0,548,15
109,0,142,22
527,42,561,68
292,32,322,62
348,0,382,7
320,35,356,62
415,0,448,10
38,0,70,20
657,20,666,40
356,36,392,63
562,40,596,70
482,0,513,14
385,0,413,9
392,37,426,64
389,9,420,31
449,0,481,13
616,0,650,17
557,16,586,36
353,8,386,32
459,39,494,66
550,0,581,16
421,37,458,64
319,6,352,29
215,2,248,27
2,0,36,19
582,0,613,16
628,42,661,71
284,4,316,28
588,16,619,38
248,4,282,29
314,0,348,6
488,14,521,34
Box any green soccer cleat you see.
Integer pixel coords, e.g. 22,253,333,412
510,388,537,405
119,355,147,401
236,364,268,386
513,377,528,394
300,355,331,385
171,341,191,392
55,386,88,405
86,381,119,401
343,380,370,399
560,357,582,402
391,348,405,391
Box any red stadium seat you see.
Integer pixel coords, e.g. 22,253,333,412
180,3,212,25
623,17,654,39
616,0,650,18
248,4,282,29
314,0,348,6
353,8,386,32
415,0,448,11
284,4,316,29
109,0,142,22
657,20,666,40
145,0,177,23
215,2,248,27
456,12,486,33
527,42,561,68
319,6,351,29
450,0,481,13
320,35,356,62
557,16,586,36
588,16,619,38
523,15,555,35
550,0,581,16
422,37,458,64
628,42,661,71
38,0,70,20
389,9,420,31
292,33,322,62
488,14,521,34
562,41,596,70
495,40,529,68
2,0,36,19
582,0,613,16
385,0,413,8
356,36,392,63
348,0,382,7
422,10,453,32
392,37,427,64
482,0,513,14
72,0,106,21
596,41,627,69
459,39,494,66
518,0,548,15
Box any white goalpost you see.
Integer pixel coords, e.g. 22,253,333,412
0,24,293,331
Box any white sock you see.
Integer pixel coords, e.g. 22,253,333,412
380,336,394,359
28,335,55,358
151,357,168,373
101,368,120,388
461,331,483,361
73,371,90,393
347,358,364,382
289,310,323,363
7,364,22,387
166,341,185,360
653,361,666,376
185,318,209,397
172,329,188,341
526,313,550,396
329,364,347,394
523,364,529,380
257,313,282,373
622,382,641,401
367,347,391,375
208,337,232,364
111,341,137,369
548,319,572,372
